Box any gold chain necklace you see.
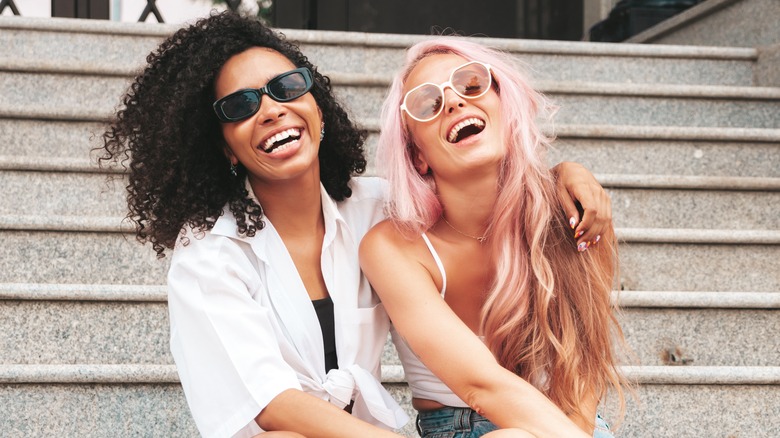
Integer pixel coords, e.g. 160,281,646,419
441,216,488,244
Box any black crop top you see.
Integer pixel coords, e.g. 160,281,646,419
311,296,338,373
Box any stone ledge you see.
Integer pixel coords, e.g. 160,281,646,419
4,282,778,307
3,364,779,385
2,72,778,128
0,283,167,301
597,174,780,191
3,283,778,309
0,156,114,173
534,80,780,99
0,16,757,60
6,157,779,191
2,217,778,245
617,291,780,308
0,215,132,232
618,227,780,244
623,366,780,385
551,124,780,142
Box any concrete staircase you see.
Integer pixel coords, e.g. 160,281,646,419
1,16,779,437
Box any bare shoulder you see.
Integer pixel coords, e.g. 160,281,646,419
359,219,413,258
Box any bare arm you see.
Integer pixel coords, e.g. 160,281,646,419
256,389,400,437
551,161,612,250
359,222,589,438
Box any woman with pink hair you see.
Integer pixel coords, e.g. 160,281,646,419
360,38,627,437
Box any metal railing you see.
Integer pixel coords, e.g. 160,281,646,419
0,0,244,23
0,0,20,16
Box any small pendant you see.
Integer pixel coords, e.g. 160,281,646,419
477,236,487,244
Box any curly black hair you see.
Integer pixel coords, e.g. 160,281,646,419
100,12,367,257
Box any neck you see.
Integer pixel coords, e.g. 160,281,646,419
248,172,324,237
434,168,498,239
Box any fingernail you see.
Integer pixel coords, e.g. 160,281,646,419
569,217,577,229
577,241,588,252
574,230,584,239
594,235,601,244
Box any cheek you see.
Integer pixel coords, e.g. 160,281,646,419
221,123,254,151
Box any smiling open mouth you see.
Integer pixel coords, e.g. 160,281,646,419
261,128,302,153
447,118,485,143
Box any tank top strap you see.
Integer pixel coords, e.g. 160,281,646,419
421,232,447,298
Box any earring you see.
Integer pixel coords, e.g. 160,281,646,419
229,163,238,177
320,122,325,142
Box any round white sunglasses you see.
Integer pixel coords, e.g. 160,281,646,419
400,61,492,122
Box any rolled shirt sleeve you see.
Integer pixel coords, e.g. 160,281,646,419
167,230,301,438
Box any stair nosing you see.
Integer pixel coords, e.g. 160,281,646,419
1,364,778,385
4,161,778,191
596,174,780,191
0,216,778,244
2,284,777,309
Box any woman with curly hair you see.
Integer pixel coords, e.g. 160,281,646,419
360,39,628,437
101,11,612,438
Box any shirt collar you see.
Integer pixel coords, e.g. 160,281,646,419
209,179,353,252
209,179,269,263
319,182,351,249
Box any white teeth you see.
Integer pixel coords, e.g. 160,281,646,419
268,142,293,154
262,128,301,151
447,118,485,143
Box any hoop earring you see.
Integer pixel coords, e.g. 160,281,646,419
229,163,238,177
320,122,325,142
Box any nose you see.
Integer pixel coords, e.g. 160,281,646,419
443,87,466,115
255,95,287,124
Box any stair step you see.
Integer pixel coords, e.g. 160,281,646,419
3,70,780,128
0,228,166,284
5,284,777,307
0,381,199,437
3,363,778,385
1,223,777,288
0,119,106,163
0,171,126,217
4,170,777,228
2,283,777,367
0,364,777,437
0,16,759,86
333,78,780,128
619,240,780,292
620,307,779,366
617,367,780,438
0,299,170,364
5,119,779,179
549,125,780,177
607,185,780,230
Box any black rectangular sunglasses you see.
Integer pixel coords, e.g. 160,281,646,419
213,67,314,122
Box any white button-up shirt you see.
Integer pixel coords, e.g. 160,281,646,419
167,177,408,438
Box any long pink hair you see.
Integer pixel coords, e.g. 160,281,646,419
377,38,627,426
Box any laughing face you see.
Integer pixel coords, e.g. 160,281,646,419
215,47,323,187
402,54,505,179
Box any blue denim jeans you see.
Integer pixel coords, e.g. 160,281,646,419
416,406,614,438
